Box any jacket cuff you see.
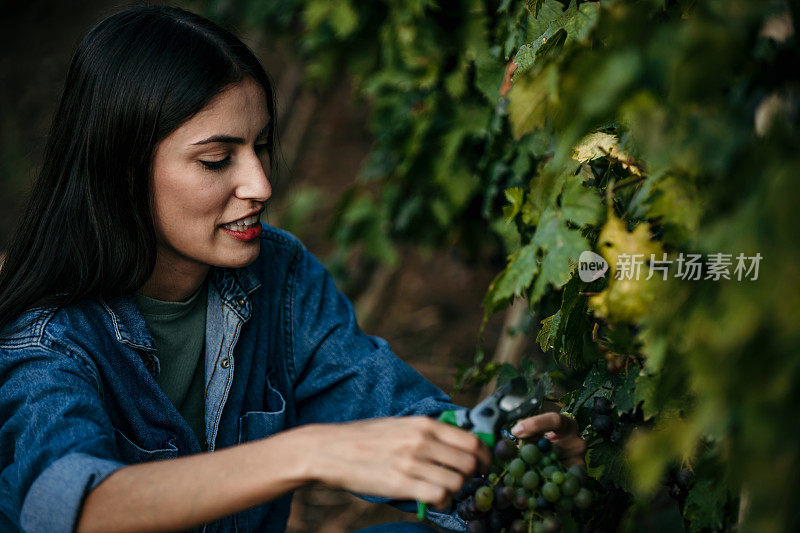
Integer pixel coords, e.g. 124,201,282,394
20,452,125,533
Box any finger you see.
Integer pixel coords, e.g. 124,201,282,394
551,437,588,467
426,419,492,470
510,412,574,438
399,456,467,498
407,479,452,511
416,438,481,477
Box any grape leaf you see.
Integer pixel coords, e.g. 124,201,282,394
565,362,611,414
613,369,639,414
536,310,562,351
525,0,545,18
589,211,662,323
511,27,567,82
503,187,526,222
560,168,604,227
633,373,657,421
507,64,558,139
587,438,633,492
684,478,728,532
573,131,642,175
529,208,588,303
483,242,539,314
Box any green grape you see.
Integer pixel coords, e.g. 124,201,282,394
503,473,516,487
561,474,581,496
541,456,552,466
532,521,546,533
542,465,558,479
475,486,494,512
520,443,541,464
541,516,560,533
527,496,538,510
542,481,560,502
551,471,565,485
561,475,580,497
487,473,499,484
521,470,540,490
575,487,593,509
555,496,574,512
509,458,526,479
566,465,586,484
548,451,559,462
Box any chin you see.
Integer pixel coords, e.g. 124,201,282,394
213,242,261,269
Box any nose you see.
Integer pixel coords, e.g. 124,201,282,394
235,150,272,202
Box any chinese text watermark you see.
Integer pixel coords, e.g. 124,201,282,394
578,252,762,282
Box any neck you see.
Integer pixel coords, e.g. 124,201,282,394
138,252,209,302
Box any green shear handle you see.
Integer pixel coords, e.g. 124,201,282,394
415,410,495,520
414,377,543,521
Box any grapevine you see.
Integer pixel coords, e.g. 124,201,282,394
206,0,800,531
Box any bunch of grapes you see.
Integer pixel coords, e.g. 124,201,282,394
588,397,647,444
453,436,595,533
665,467,693,504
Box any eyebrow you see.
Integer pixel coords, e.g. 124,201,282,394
191,121,271,146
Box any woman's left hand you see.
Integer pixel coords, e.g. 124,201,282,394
510,412,587,468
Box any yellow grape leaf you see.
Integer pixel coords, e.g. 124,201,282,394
590,211,662,323
573,132,642,175
507,65,558,139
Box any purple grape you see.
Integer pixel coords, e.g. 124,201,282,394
510,519,528,533
513,494,528,510
494,438,518,461
591,414,613,436
458,499,480,521
593,396,612,414
494,486,514,510
457,500,473,520
537,496,551,510
467,520,487,533
537,438,552,452
455,482,473,501
488,510,504,532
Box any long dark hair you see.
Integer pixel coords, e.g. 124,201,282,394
0,4,276,334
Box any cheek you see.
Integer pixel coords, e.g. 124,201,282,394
152,167,227,237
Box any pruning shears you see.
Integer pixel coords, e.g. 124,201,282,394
416,377,546,520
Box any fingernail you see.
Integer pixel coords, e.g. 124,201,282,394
544,431,557,440
511,423,524,436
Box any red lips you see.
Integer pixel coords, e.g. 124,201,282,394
221,224,262,241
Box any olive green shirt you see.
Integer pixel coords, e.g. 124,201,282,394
134,282,207,450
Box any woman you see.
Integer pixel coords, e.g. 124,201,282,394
0,5,585,533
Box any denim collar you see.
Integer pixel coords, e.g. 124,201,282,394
101,264,262,354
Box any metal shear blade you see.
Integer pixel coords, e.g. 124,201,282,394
468,377,545,434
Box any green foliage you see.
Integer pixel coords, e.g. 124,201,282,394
206,0,800,530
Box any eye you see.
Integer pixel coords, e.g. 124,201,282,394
200,156,231,171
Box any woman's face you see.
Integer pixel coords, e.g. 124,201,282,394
150,77,272,278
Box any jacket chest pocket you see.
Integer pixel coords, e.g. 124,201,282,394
114,428,179,464
235,378,287,532
237,378,287,444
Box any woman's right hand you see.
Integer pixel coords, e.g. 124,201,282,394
295,416,492,510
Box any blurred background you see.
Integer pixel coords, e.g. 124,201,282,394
0,1,513,530
4,1,799,532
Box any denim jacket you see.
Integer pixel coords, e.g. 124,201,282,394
0,223,467,533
